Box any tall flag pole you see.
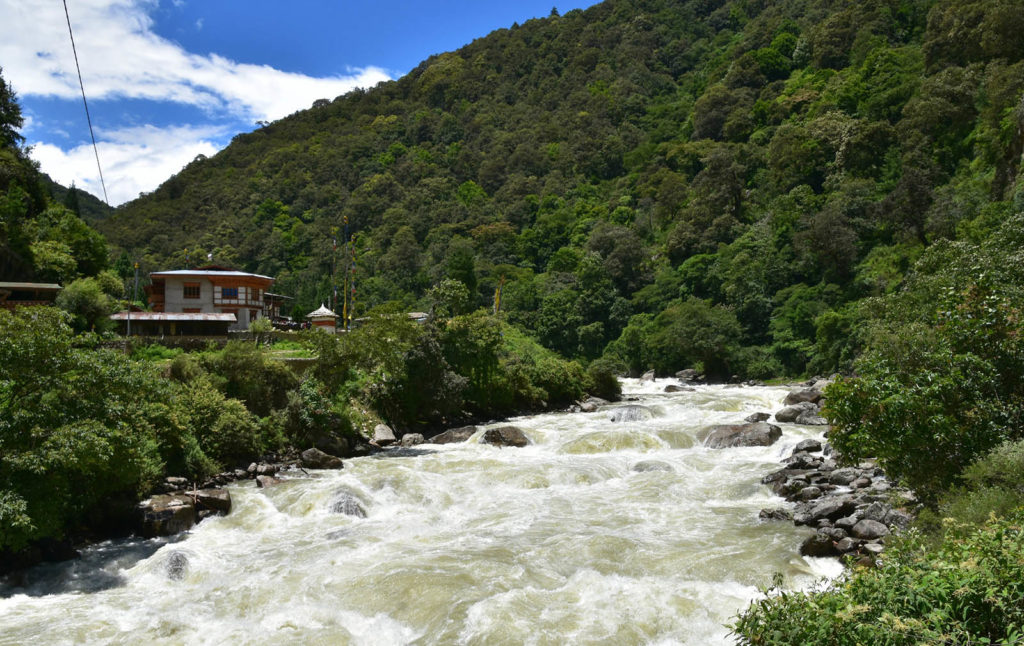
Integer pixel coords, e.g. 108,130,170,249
342,214,349,329
330,227,338,315
349,233,357,330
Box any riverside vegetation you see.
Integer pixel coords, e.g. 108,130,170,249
2,0,1024,641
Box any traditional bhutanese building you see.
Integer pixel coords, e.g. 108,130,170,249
144,265,274,331
306,303,339,333
0,282,62,310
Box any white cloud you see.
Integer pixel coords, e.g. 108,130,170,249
0,0,391,121
31,124,223,206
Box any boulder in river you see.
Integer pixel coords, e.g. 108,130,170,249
138,494,195,538
664,384,694,393
793,438,823,453
373,423,397,446
704,422,782,449
330,490,367,518
744,412,771,423
640,369,656,382
256,475,284,489
784,388,823,406
481,426,531,447
632,460,674,473
165,550,189,581
429,426,477,444
799,531,839,557
301,447,344,469
607,405,654,423
774,401,819,423
675,368,701,382
194,488,232,514
400,433,425,447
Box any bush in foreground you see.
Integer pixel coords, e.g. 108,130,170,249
732,510,1024,645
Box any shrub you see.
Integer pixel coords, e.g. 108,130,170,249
733,510,1024,645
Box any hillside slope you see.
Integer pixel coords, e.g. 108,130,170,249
101,0,1024,376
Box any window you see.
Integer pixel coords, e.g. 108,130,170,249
183,283,200,299
183,308,201,314
222,286,239,299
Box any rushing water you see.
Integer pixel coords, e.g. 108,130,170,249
0,380,840,645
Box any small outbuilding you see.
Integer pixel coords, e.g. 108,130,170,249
0,282,62,310
306,303,339,333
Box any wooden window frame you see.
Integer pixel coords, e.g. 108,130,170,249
183,282,201,299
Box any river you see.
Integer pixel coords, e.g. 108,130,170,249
0,380,840,645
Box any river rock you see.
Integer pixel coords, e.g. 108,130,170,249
676,368,701,382
745,412,771,423
794,438,823,453
194,488,231,514
798,486,823,501
800,531,839,557
400,433,425,447
165,550,189,581
301,447,344,469
138,494,195,538
256,475,284,488
759,508,793,521
795,409,829,425
794,496,858,526
835,537,859,553
481,426,531,447
607,405,654,423
852,519,890,540
373,424,397,446
664,384,694,393
828,467,860,486
429,426,477,444
632,460,674,473
704,422,782,449
774,401,818,423
640,369,656,382
330,490,367,518
784,388,823,406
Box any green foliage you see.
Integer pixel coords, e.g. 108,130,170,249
826,216,1024,502
0,308,164,550
56,276,118,334
733,511,1024,645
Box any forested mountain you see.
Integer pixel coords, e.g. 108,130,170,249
101,0,1024,377
0,70,110,283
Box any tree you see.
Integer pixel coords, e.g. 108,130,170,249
0,67,24,149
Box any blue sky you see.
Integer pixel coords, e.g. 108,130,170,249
0,0,600,206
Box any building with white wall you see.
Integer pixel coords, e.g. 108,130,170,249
145,266,274,331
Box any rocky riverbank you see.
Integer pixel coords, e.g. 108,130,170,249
753,380,918,565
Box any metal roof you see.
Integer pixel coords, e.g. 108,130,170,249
0,282,63,290
110,312,237,322
150,270,274,281
306,304,338,318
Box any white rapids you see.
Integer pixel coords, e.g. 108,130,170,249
0,380,840,645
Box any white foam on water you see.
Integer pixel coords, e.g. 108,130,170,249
0,381,838,645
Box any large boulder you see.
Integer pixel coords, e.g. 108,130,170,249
256,475,284,488
428,426,477,444
640,369,656,382
784,388,824,406
138,494,195,538
851,519,890,540
704,422,782,449
607,405,654,423
194,488,232,514
330,490,367,518
675,368,701,382
373,423,397,446
774,401,818,423
400,433,425,447
799,531,839,557
301,447,344,469
745,412,771,423
481,426,531,447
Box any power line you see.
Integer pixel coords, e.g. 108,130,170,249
62,0,109,205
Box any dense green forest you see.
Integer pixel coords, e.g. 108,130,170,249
102,0,1024,380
